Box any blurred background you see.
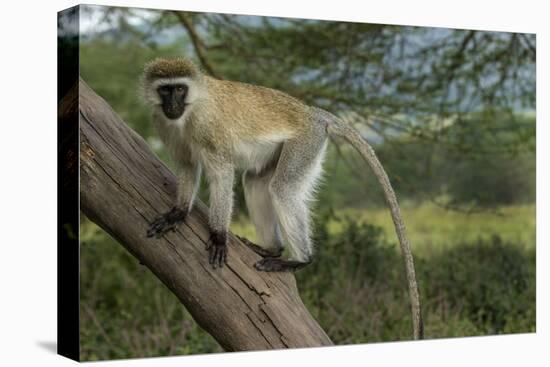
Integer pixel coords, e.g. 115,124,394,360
68,4,535,360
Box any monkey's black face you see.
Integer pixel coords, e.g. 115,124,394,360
157,84,189,119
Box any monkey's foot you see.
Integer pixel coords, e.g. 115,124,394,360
146,206,187,238
206,231,228,269
254,258,311,272
236,235,283,258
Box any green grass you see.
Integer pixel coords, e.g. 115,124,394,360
232,202,536,252
329,203,535,250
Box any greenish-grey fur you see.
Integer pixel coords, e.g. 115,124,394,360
142,57,422,339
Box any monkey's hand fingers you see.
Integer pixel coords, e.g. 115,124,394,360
146,216,177,238
147,221,177,238
146,217,170,238
146,207,187,238
207,241,228,269
206,231,228,269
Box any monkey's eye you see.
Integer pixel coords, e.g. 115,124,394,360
175,85,187,94
157,86,171,96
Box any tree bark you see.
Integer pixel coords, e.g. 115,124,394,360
63,78,333,351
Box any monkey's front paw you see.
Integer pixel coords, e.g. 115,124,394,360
146,206,187,238
206,231,228,269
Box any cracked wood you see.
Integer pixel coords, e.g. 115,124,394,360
63,78,333,352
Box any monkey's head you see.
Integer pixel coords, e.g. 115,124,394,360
141,58,203,120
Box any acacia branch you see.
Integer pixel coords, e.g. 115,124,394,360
172,11,220,78
62,78,332,351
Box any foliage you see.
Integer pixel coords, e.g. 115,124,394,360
295,209,535,343
441,110,535,207
318,117,535,209
80,38,183,145
422,234,535,334
78,9,536,210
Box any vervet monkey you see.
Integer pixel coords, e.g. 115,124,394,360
141,57,423,339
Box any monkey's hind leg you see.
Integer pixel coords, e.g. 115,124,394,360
146,206,187,238
242,170,284,258
255,127,328,272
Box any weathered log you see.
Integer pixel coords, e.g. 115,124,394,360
64,78,333,351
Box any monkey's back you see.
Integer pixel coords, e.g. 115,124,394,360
205,77,312,140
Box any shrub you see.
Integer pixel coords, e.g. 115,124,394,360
297,212,535,343
422,235,535,334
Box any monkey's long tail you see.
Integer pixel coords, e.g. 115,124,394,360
325,112,424,340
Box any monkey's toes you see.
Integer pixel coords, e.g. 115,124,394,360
254,258,310,272
208,243,228,269
254,258,286,272
237,235,283,258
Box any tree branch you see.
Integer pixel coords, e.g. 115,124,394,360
172,11,220,78
63,78,332,351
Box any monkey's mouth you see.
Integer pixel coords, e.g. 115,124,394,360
163,105,187,120
165,110,184,119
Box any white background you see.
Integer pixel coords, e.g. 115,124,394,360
0,0,547,365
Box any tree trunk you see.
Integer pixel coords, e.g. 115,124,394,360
63,78,333,351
